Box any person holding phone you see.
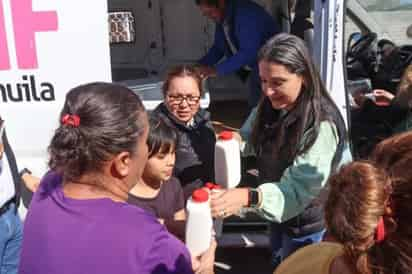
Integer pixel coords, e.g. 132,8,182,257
0,117,23,274
350,64,412,158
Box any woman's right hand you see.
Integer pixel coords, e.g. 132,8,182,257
373,89,395,106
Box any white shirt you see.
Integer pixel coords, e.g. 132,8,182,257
0,154,16,207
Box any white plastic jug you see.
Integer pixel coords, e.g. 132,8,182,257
185,189,213,256
205,182,224,237
214,131,241,189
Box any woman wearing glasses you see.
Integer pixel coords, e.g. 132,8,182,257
153,65,216,199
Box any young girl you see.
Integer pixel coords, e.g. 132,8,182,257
128,115,186,238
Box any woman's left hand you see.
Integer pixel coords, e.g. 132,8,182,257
195,65,217,79
210,188,249,218
373,89,395,106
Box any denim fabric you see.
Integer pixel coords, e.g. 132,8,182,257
270,223,325,269
0,204,22,274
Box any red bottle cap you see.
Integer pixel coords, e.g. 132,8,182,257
205,182,223,190
219,131,233,140
192,189,209,202
205,182,216,190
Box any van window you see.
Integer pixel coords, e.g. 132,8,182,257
344,16,362,51
355,0,412,45
345,0,412,158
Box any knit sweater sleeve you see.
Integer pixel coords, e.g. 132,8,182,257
256,121,338,223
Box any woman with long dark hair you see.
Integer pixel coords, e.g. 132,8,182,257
211,33,348,266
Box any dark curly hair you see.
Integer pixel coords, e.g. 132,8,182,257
326,131,412,274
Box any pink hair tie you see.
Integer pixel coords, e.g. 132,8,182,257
62,114,80,127
375,217,386,243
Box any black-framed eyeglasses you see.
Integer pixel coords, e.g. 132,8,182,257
167,95,201,106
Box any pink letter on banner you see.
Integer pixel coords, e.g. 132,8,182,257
0,1,10,70
10,0,58,69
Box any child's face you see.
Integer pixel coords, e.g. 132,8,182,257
143,148,176,183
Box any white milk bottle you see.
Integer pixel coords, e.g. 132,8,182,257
185,189,213,257
205,182,224,237
214,131,241,188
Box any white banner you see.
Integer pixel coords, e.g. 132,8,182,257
0,0,112,175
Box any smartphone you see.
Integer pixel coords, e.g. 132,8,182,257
347,79,372,95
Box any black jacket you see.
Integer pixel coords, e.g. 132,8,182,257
256,99,345,237
152,103,216,199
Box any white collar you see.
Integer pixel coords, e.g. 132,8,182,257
186,118,195,127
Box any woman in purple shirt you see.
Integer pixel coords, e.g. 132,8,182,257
19,83,196,274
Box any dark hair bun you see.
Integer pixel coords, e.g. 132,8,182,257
48,82,146,181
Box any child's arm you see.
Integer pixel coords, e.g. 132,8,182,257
163,208,186,240
164,218,186,241
172,177,186,223
164,178,187,241
173,209,186,221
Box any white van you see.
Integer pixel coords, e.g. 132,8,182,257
1,0,411,244
0,0,342,179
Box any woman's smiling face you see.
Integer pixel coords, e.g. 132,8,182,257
259,60,305,110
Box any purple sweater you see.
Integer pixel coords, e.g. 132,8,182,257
19,172,193,274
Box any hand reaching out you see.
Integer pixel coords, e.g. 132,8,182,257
194,65,217,80
210,188,249,218
373,89,395,106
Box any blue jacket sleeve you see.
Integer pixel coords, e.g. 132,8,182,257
215,14,277,75
198,27,225,66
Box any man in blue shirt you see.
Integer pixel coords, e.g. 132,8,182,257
195,0,279,107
